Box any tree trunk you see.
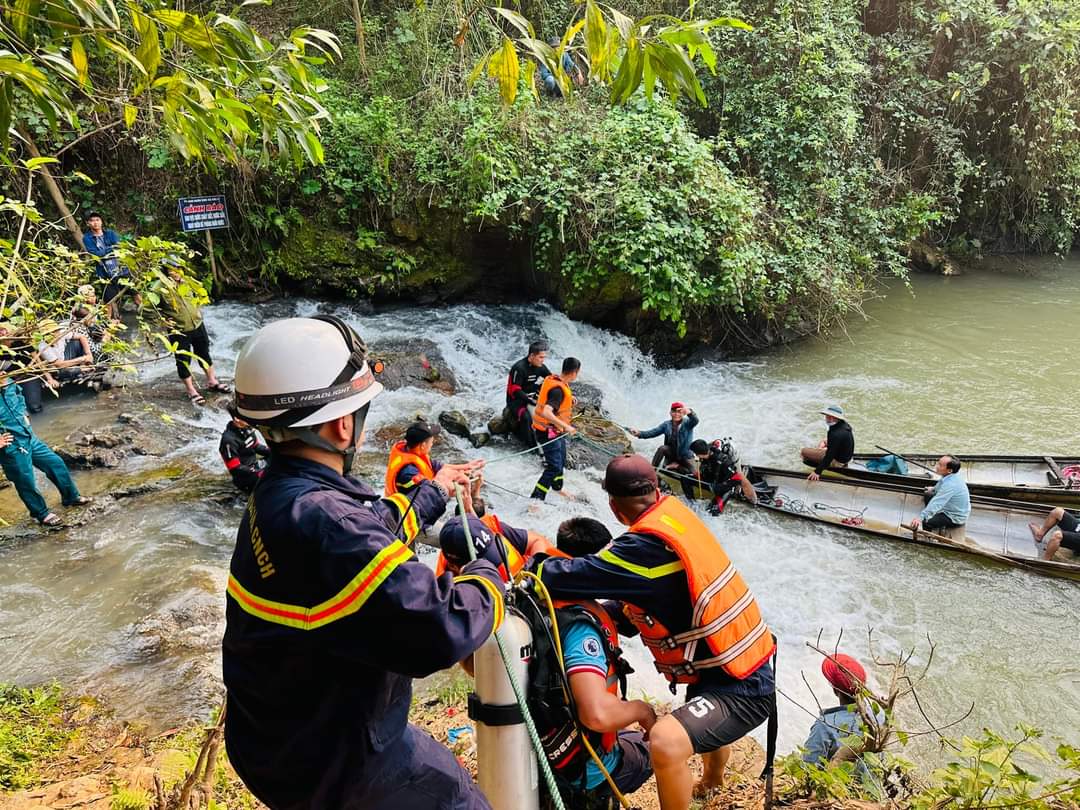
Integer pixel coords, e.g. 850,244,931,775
18,127,83,247
351,0,368,75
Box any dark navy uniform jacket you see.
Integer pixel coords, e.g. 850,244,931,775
223,454,503,809
536,531,773,698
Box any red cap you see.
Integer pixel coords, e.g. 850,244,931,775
821,654,866,695
670,401,685,411
603,454,658,497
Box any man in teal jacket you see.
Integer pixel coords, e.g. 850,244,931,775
0,375,88,525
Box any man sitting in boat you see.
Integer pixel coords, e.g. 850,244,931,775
527,517,655,809
1029,507,1080,560
909,455,971,533
802,653,884,781
802,405,855,481
687,439,757,514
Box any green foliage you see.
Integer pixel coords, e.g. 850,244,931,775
914,726,1080,810
110,785,151,810
0,683,73,791
0,0,340,168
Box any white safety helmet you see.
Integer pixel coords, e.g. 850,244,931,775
234,316,383,471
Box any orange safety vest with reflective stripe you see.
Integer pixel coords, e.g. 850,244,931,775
623,495,774,682
384,441,436,496
532,375,573,432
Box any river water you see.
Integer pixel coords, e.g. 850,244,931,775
0,259,1077,761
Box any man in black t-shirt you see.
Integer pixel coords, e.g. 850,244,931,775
801,405,855,482
505,340,551,444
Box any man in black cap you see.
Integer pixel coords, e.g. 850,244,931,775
538,454,776,810
385,419,484,499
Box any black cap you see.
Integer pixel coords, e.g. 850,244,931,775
603,454,658,496
405,420,441,446
439,516,502,567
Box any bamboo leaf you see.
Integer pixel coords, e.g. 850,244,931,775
123,103,137,128
23,156,59,169
487,36,520,105
489,7,535,39
70,35,89,87
584,0,607,73
131,9,162,88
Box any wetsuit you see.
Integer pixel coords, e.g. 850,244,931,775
219,421,270,493
686,445,744,510
506,357,551,444
223,454,503,810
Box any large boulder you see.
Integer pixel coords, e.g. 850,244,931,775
369,338,457,395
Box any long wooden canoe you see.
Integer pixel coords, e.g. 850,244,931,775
741,466,1080,582
821,453,1080,508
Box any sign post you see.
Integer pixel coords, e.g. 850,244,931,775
177,195,230,283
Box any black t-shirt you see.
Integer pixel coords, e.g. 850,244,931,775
817,421,855,473
507,357,551,405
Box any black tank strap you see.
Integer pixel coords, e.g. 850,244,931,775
760,634,779,810
467,692,524,726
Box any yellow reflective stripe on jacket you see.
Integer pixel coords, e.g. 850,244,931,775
454,574,504,632
597,549,685,579
385,493,421,542
227,541,412,630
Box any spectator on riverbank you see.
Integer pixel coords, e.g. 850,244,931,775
0,332,90,526
803,405,855,481
155,263,230,406
36,319,99,390
910,455,970,533
538,38,584,97
802,653,884,780
81,213,131,320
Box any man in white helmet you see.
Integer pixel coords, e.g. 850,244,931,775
222,315,505,810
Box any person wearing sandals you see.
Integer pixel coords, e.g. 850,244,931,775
0,367,90,526
157,262,230,405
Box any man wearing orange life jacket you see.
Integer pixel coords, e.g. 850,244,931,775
385,419,484,501
531,357,581,501
436,512,563,579
537,454,776,810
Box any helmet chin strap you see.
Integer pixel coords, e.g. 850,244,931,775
292,407,368,475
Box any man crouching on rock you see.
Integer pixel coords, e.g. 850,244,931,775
222,315,505,810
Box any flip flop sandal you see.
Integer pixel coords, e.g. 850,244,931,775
39,513,62,527
207,382,232,393
65,496,92,507
189,392,207,406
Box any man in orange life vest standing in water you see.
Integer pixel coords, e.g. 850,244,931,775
538,454,776,810
531,357,581,501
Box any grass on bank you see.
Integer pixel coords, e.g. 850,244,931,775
0,683,76,791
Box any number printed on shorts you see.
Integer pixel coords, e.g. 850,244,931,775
687,696,717,719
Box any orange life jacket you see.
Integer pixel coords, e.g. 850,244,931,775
434,514,531,580
532,375,573,432
384,441,436,496
540,599,623,777
624,495,774,683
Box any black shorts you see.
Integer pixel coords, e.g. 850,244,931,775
671,689,772,754
611,730,652,794
1058,510,1080,552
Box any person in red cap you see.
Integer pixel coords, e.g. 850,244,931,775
628,403,699,475
802,653,883,768
538,453,776,810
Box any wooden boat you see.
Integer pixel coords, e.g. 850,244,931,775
822,453,1080,508
737,466,1080,582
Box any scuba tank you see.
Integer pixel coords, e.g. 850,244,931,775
470,611,540,810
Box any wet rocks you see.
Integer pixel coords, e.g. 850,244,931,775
565,403,632,470
438,410,472,439
55,409,201,469
368,338,456,395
